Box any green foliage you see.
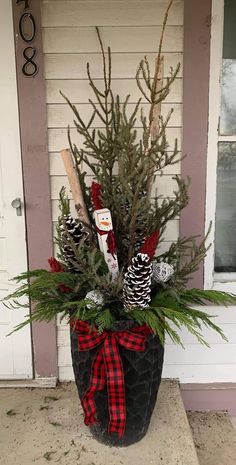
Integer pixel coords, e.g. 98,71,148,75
150,289,230,346
3,269,78,335
154,228,211,290
5,262,235,345
62,27,187,266
3,18,236,348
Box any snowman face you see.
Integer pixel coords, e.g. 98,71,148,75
97,210,112,231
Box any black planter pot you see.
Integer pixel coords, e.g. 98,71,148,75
70,321,164,447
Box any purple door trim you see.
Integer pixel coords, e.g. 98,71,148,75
180,0,212,288
181,383,236,415
12,0,57,379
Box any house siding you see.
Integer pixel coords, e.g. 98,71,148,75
41,0,236,384
42,0,183,381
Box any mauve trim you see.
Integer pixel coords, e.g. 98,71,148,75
181,383,236,415
180,0,212,288
12,0,57,379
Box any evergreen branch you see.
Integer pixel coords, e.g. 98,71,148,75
155,0,175,89
128,308,165,344
95,309,115,333
180,288,236,306
95,27,110,94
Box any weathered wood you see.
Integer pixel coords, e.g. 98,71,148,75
60,148,91,227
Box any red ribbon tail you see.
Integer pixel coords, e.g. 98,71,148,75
81,346,105,426
103,335,126,438
74,321,152,438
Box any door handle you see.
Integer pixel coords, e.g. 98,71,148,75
11,198,22,216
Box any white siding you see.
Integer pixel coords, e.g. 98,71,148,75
42,0,236,385
42,0,184,381
56,305,236,384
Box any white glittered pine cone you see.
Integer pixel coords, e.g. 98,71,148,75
152,261,174,283
85,290,104,308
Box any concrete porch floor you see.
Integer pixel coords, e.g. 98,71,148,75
0,380,199,465
187,411,236,465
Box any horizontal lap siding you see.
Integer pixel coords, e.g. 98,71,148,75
47,103,182,128
57,306,236,383
45,53,183,79
42,0,186,381
42,1,184,27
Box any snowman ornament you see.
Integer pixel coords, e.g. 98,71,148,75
94,208,119,279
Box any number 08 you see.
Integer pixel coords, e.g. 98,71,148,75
16,0,29,9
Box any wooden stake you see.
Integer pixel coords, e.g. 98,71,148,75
60,148,91,227
94,208,119,279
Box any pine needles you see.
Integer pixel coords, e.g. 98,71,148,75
3,1,236,348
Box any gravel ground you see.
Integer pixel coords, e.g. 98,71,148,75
187,411,236,465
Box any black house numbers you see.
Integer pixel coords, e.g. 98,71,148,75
16,0,38,77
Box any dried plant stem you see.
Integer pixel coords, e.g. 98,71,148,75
146,56,164,195
156,0,175,77
60,149,91,234
150,56,164,140
146,0,175,195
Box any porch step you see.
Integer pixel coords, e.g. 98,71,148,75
0,379,199,465
187,410,236,465
152,379,200,465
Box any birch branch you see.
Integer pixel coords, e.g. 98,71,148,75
60,148,91,230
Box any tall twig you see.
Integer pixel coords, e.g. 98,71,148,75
146,0,175,195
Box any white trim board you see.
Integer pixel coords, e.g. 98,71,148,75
204,0,236,292
0,0,33,379
0,378,57,388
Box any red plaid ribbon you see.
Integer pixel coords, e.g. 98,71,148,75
71,320,152,437
96,227,117,258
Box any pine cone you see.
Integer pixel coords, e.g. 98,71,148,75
60,215,88,270
123,253,152,310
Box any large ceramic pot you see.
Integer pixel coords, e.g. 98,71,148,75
70,320,164,447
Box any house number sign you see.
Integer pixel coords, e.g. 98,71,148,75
16,0,38,77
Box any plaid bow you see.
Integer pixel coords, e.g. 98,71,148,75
71,320,152,437
96,227,117,258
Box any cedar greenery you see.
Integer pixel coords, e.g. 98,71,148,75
3,2,236,345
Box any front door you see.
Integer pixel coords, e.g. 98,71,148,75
0,0,32,379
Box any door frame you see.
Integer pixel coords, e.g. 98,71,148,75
0,0,33,381
9,0,57,384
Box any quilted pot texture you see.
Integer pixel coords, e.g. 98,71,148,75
70,321,164,447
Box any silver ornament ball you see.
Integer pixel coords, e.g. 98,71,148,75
85,290,104,308
152,261,174,283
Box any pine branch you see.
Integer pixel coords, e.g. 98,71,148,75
180,288,236,306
